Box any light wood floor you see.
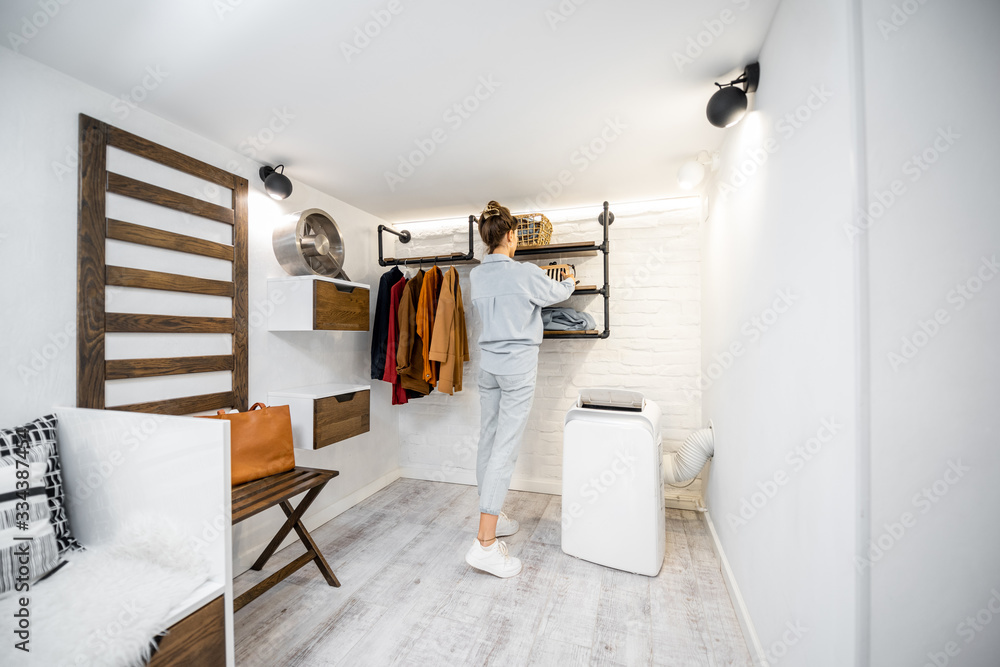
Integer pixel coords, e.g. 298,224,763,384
234,478,752,666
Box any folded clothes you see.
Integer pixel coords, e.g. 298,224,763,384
542,307,597,331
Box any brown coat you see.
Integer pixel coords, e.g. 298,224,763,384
416,266,441,387
396,270,432,395
428,267,469,395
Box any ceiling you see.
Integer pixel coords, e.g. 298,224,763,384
1,0,778,222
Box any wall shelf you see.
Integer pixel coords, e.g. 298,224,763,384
514,241,600,259
268,382,371,450
543,329,602,339
267,275,370,331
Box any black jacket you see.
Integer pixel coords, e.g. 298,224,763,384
370,267,403,380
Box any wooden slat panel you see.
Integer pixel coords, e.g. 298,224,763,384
106,355,234,380
107,218,234,261
106,313,234,333
107,172,235,225
314,390,370,448
107,265,234,297
313,281,369,331
147,596,226,667
108,125,236,190
111,391,235,415
77,114,109,409
232,177,249,411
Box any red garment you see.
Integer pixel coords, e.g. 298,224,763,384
383,275,409,405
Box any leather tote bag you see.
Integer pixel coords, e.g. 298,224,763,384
202,402,295,486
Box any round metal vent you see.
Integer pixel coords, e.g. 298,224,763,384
272,208,350,281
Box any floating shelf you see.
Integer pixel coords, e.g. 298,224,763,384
543,329,603,339
515,241,600,259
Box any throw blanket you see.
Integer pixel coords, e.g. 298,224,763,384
542,307,597,331
0,516,210,667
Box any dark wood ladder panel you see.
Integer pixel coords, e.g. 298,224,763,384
76,113,248,415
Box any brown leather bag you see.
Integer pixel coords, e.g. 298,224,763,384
202,403,295,486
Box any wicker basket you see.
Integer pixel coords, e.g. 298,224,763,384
514,213,552,247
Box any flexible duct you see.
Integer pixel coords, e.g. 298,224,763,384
663,426,715,483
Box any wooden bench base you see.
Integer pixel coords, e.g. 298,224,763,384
232,467,341,612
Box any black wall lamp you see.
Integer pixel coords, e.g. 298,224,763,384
259,164,293,200
707,63,760,128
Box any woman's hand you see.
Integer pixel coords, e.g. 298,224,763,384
560,267,576,282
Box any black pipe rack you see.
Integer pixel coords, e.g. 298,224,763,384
376,202,613,339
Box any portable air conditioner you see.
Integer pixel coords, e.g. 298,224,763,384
561,388,665,576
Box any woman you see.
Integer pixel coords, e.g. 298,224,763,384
465,201,576,578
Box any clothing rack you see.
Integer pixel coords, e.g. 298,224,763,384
377,215,478,266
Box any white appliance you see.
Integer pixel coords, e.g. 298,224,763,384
561,388,665,576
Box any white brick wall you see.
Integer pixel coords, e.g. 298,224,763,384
386,200,705,504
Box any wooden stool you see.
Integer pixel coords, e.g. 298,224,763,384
231,466,341,612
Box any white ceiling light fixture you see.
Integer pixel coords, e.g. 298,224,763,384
677,151,719,190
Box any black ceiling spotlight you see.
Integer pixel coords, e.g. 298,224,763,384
259,164,293,200
706,62,760,128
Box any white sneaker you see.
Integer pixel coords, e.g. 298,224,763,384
465,538,522,578
496,511,519,538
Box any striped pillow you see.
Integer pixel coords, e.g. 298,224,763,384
0,441,62,598
0,415,83,554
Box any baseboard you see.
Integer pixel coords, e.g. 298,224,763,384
702,510,769,667
399,465,561,495
664,492,704,511
233,468,401,575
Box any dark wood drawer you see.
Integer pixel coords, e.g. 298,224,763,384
314,389,370,448
313,279,369,331
147,596,226,667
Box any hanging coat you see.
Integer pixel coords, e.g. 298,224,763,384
396,270,433,395
416,266,442,387
383,274,409,405
429,266,470,395
371,266,403,380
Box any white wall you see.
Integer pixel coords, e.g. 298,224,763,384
391,200,705,507
0,46,399,573
861,1,1000,665
700,0,860,665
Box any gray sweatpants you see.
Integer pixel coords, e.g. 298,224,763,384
476,366,537,515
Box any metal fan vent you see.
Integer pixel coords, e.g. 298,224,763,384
272,208,350,281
